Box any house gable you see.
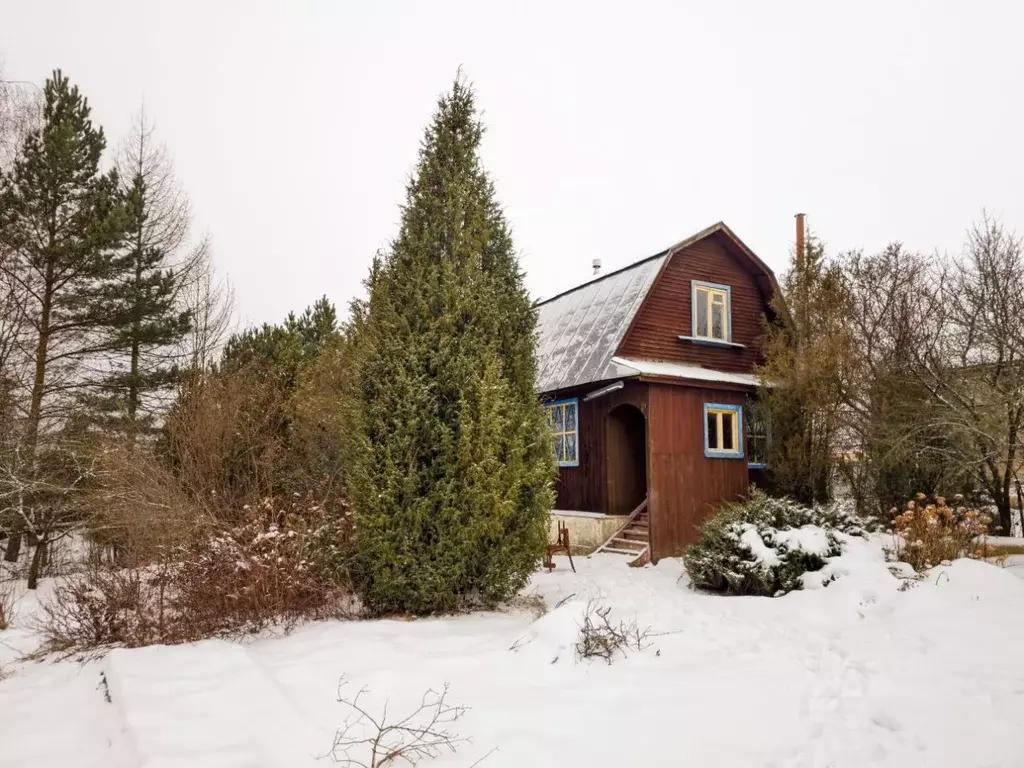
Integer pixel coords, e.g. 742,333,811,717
616,227,775,375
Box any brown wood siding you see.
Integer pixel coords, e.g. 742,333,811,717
548,381,648,513
617,232,770,374
646,383,750,560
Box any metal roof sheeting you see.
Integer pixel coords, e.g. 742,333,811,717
535,252,667,393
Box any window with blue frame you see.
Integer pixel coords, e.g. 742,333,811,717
545,398,579,467
691,280,732,342
704,403,743,459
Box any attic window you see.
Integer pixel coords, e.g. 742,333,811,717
545,398,579,467
691,281,731,343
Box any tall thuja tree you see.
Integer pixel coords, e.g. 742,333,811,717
0,71,128,563
85,112,192,440
758,232,852,504
349,78,555,614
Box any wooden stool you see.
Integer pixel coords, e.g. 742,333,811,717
543,521,576,573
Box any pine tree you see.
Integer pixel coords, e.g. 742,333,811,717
222,296,338,383
348,77,555,614
84,112,192,441
0,70,128,563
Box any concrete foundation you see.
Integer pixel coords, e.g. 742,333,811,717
548,510,628,555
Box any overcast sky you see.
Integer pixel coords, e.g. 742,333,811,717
4,1,1022,327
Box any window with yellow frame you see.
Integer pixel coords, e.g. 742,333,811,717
704,403,743,459
691,280,731,342
544,398,579,467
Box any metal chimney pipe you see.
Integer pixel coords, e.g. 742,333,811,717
592,258,602,276
795,213,806,269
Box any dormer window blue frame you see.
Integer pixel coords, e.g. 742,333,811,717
704,403,744,459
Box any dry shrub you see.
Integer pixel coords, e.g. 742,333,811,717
0,575,17,630
173,493,354,637
328,681,485,767
889,493,992,571
574,601,652,665
164,367,292,517
40,488,354,652
83,445,206,564
40,562,173,651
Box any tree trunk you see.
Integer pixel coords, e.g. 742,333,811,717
26,532,47,590
993,494,1013,536
126,232,143,446
3,530,21,562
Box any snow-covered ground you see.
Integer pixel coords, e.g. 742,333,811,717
2,536,1024,768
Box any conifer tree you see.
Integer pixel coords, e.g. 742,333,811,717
758,233,852,504
349,77,555,614
0,71,128,561
84,112,192,440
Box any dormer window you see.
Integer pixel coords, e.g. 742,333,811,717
692,281,731,342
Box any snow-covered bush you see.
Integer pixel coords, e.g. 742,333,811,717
172,495,353,636
41,563,172,651
40,492,354,652
888,493,991,571
684,490,870,596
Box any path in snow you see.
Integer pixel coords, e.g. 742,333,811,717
2,538,1024,767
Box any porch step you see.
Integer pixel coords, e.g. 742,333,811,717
606,540,647,552
620,530,648,541
592,496,650,560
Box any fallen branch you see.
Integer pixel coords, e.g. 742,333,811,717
574,600,653,665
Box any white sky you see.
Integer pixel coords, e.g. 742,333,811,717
4,0,1023,326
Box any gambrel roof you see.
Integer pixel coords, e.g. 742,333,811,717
534,222,780,394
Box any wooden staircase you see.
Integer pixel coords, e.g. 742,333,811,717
593,497,650,566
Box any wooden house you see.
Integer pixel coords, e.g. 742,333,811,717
535,221,782,563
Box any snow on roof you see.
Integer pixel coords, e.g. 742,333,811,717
611,357,760,387
535,251,668,393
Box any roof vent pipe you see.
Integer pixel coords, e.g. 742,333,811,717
592,258,602,276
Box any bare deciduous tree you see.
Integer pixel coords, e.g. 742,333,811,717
910,215,1024,533
83,109,196,440
0,73,41,173
178,237,234,373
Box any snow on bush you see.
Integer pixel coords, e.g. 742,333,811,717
40,494,353,652
173,496,353,637
684,490,872,596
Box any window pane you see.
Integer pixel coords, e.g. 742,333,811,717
565,433,577,463
749,435,766,465
696,288,708,337
711,302,724,340
553,404,564,431
554,434,565,462
545,407,554,428
565,402,577,431
706,412,718,449
722,412,734,451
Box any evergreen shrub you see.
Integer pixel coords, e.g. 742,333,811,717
684,490,871,597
